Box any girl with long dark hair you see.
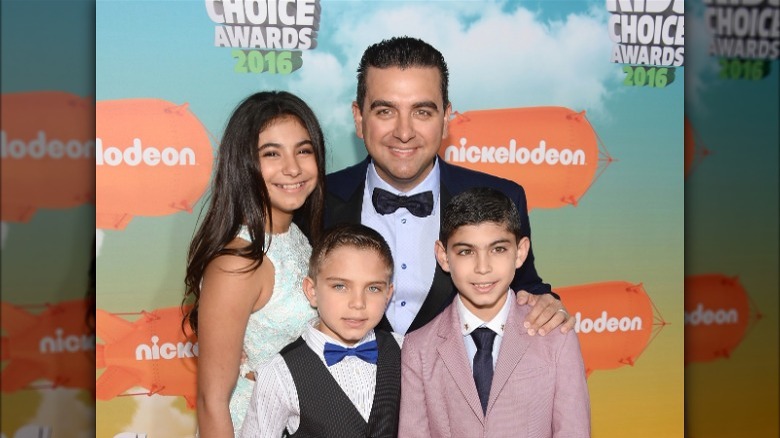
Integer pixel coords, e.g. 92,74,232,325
183,91,326,436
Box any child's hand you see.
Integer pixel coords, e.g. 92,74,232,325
516,291,575,336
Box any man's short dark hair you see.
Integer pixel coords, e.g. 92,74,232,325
439,187,523,246
355,36,449,112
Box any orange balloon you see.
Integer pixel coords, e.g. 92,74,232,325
96,306,197,408
684,116,694,179
0,91,95,222
1,299,95,393
440,107,601,210
96,99,214,229
684,274,750,364
556,281,655,376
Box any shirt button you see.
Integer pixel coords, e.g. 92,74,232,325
401,301,407,307
401,263,407,270
401,218,407,224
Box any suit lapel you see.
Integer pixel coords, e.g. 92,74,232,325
326,182,363,226
325,158,369,227
408,264,453,332
487,301,531,415
435,304,486,424
407,176,455,333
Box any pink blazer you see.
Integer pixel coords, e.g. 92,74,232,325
399,298,590,438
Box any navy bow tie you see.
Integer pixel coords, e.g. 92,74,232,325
372,188,434,217
323,340,378,366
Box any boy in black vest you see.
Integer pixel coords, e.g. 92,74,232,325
240,224,401,438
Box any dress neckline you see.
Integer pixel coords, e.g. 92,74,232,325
237,223,296,243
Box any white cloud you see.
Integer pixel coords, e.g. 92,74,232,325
125,391,196,438
287,51,354,133
684,6,720,116
29,389,95,438
318,3,615,118
285,51,366,169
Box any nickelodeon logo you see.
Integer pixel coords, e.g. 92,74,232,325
97,306,199,407
684,303,738,326
555,281,658,376
96,98,214,229
441,107,607,210
573,311,643,333
1,92,95,222
685,274,751,364
39,328,95,353
96,138,196,166
443,139,586,166
135,335,199,360
1,131,94,160
2,299,95,392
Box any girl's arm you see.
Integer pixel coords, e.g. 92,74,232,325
196,252,274,437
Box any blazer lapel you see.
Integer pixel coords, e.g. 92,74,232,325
435,304,486,424
326,181,363,226
407,175,455,333
486,300,531,415
325,158,369,227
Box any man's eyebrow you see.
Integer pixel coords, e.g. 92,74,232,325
369,99,395,110
412,101,439,111
368,100,440,111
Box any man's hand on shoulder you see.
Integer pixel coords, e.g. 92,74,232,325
516,290,575,336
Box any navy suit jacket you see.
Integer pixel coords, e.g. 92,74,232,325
325,157,551,333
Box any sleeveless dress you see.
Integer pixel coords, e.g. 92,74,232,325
228,223,317,436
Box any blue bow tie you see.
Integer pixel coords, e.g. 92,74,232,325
323,340,378,366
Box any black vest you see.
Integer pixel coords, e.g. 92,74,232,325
280,330,400,438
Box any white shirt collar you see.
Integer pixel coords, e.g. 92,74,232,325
456,290,512,337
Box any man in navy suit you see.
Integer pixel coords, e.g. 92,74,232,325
325,36,574,336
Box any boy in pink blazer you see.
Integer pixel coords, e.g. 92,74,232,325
399,187,590,438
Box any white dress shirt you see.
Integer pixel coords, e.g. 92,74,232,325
362,160,441,335
456,290,512,369
239,319,403,437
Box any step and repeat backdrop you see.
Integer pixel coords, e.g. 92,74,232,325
91,2,685,436
684,1,779,437
3,0,771,437
1,1,96,438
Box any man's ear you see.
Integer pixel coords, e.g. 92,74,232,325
302,276,318,307
441,102,452,139
386,283,395,304
434,240,451,273
515,237,531,269
352,101,364,139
